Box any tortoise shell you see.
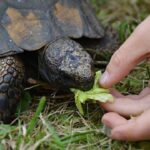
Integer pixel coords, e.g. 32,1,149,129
0,0,104,56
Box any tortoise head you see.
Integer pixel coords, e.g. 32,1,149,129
39,38,94,90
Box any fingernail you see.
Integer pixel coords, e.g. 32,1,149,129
100,71,109,85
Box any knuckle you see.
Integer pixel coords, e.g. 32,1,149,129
111,51,123,66
121,122,140,141
107,50,124,73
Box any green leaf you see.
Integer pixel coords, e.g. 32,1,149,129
87,93,113,103
71,71,114,115
93,71,102,89
75,92,84,115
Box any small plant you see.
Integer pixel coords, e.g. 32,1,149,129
71,71,114,115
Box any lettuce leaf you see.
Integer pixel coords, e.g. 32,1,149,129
71,71,114,115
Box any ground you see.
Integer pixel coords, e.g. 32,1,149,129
1,0,150,150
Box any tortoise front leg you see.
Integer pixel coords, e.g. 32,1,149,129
0,56,24,123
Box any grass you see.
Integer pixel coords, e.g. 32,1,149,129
1,0,150,149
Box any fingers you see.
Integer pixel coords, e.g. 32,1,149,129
101,97,143,116
139,87,150,97
110,89,124,98
100,90,150,116
100,16,150,88
110,109,150,141
102,112,127,128
125,87,150,100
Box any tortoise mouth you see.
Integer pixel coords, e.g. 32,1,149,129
72,77,94,91
58,69,95,91
39,64,95,91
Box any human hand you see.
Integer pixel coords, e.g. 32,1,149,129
101,88,150,141
99,16,150,141
100,16,150,88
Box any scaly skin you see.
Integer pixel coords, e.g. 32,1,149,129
38,38,94,90
0,56,24,123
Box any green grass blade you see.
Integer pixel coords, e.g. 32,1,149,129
0,125,16,138
41,118,65,149
26,97,46,136
17,91,32,113
62,130,96,141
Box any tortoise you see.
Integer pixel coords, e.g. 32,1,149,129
0,0,110,123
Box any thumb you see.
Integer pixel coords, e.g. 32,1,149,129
100,16,150,88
